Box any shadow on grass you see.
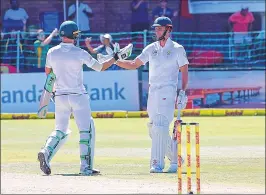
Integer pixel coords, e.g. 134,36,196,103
53,171,207,176
89,171,207,175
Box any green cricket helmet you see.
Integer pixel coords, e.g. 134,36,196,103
59,21,81,39
151,17,173,41
151,16,173,28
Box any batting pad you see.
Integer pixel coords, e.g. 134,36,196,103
150,114,169,169
147,122,153,138
43,129,71,162
170,137,178,164
79,117,95,171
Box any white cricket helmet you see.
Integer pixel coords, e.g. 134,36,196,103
100,33,112,43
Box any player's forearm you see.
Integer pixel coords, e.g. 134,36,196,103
101,58,116,71
116,60,139,70
42,34,54,46
86,45,97,54
180,64,188,91
181,70,188,91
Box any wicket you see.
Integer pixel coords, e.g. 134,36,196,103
176,122,200,194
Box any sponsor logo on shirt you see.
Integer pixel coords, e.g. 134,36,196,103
152,50,158,57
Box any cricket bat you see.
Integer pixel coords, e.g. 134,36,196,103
37,72,56,118
173,103,182,140
169,103,182,164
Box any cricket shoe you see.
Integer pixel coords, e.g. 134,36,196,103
167,157,184,173
80,167,101,176
38,149,51,175
150,166,163,173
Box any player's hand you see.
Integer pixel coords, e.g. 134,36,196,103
52,28,58,36
85,37,92,47
113,43,133,61
177,90,188,109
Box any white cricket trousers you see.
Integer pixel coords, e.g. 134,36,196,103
147,85,177,169
147,85,177,124
53,93,94,171
55,94,91,132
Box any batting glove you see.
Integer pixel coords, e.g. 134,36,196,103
177,90,188,109
113,43,133,61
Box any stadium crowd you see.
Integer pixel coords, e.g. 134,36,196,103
0,0,264,73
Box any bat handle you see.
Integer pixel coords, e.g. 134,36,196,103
176,103,182,120
173,119,182,136
172,103,183,137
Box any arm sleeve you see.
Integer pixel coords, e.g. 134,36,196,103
177,47,189,68
136,45,150,64
22,9,29,20
249,12,255,23
81,50,102,72
4,10,9,20
45,49,53,68
68,5,75,16
229,13,236,22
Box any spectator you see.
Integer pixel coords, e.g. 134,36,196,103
131,0,149,32
85,34,122,70
85,34,115,55
229,6,254,62
34,28,58,68
21,25,38,69
4,0,28,31
68,1,93,34
152,0,178,21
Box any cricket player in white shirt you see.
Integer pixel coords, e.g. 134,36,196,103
115,16,189,173
37,21,133,176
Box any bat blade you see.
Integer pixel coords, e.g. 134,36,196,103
172,103,182,140
37,72,56,118
37,90,52,118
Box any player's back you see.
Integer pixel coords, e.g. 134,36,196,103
47,43,88,95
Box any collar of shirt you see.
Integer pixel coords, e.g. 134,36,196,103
60,42,74,46
155,37,173,49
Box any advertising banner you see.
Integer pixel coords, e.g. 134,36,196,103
1,70,140,113
140,70,265,110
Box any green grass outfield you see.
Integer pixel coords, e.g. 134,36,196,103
1,117,265,190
